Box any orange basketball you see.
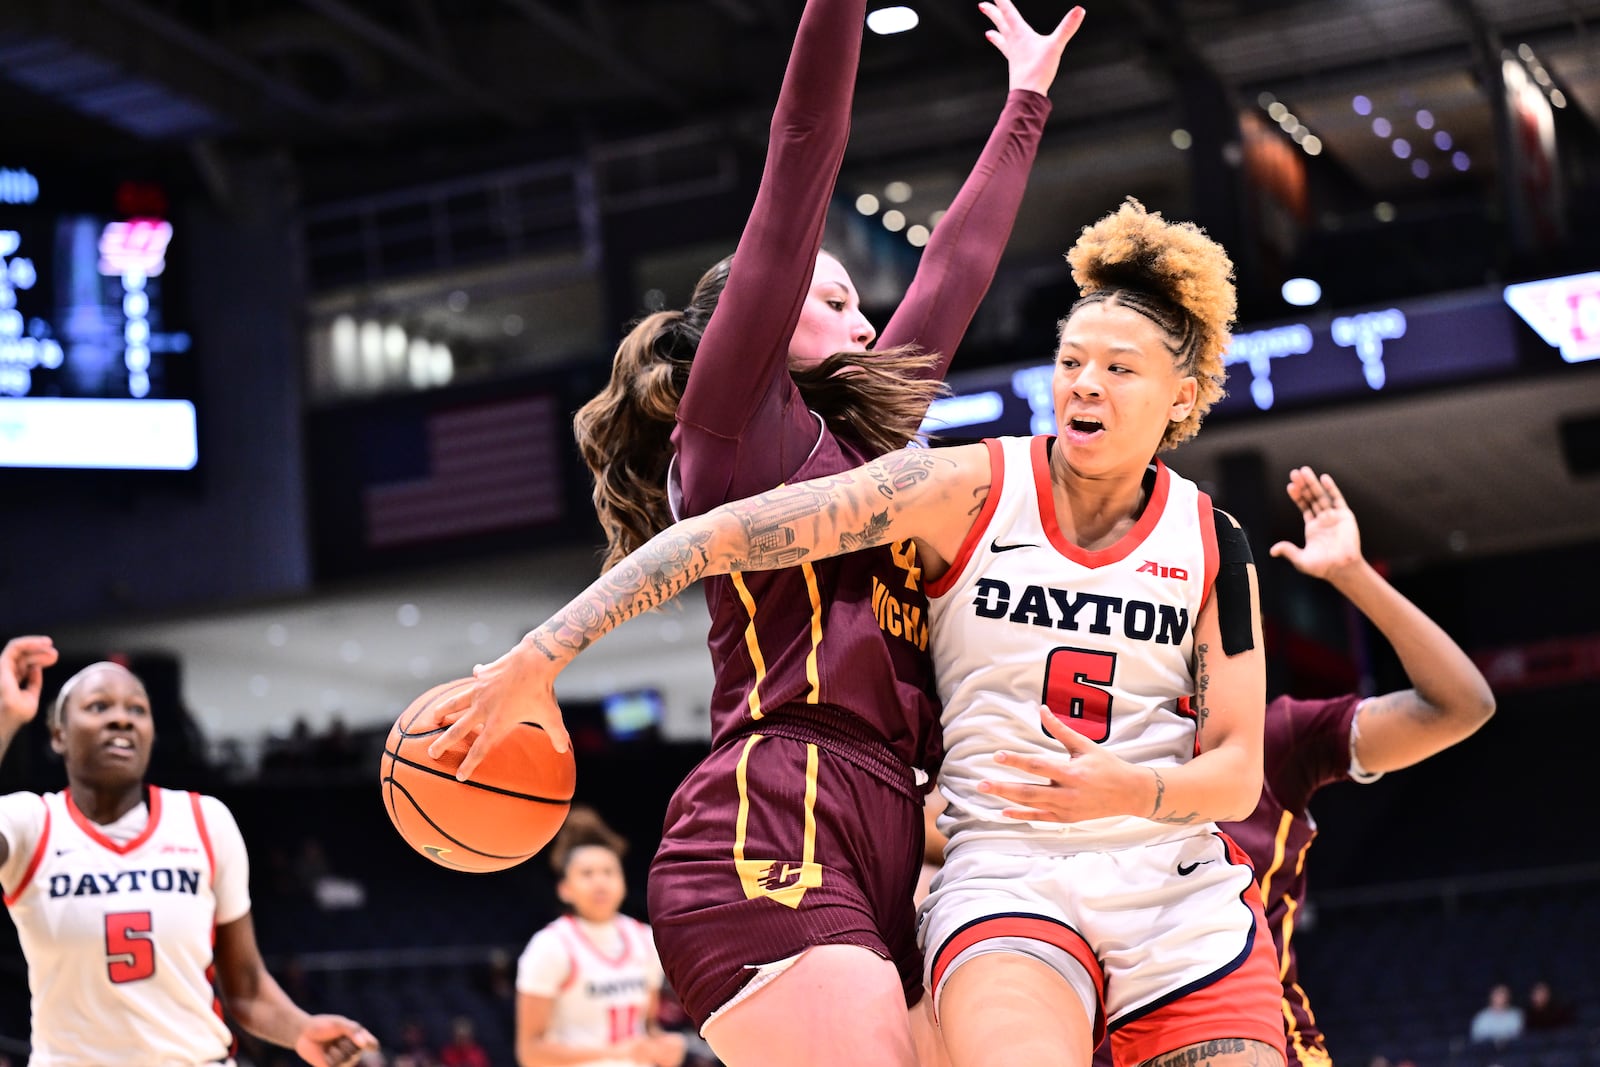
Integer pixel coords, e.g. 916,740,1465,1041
381,677,576,873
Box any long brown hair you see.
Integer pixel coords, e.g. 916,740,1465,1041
574,255,944,571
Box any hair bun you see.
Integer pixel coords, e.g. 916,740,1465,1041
1066,197,1237,343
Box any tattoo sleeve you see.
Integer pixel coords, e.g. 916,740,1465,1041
525,447,960,666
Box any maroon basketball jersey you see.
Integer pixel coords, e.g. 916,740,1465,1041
1223,692,1368,1067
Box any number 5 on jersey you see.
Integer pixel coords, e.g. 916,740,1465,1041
106,911,156,983
1042,647,1116,743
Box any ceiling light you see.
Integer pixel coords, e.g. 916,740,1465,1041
928,209,946,228
266,624,288,647
1302,135,1323,155
1374,202,1397,223
882,209,906,232
1372,117,1392,137
1281,278,1322,307
907,224,930,248
884,180,913,203
1452,151,1471,172
1257,92,1276,108
855,193,880,215
867,6,919,35
1170,128,1193,150
397,603,421,627
1415,109,1434,129
1532,67,1552,87
1550,89,1567,108
1392,138,1411,159
1267,102,1288,121
1352,95,1372,116
1517,43,1534,62
1434,130,1453,151
446,290,469,312
1412,159,1431,179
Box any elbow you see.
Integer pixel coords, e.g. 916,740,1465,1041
1460,685,1497,732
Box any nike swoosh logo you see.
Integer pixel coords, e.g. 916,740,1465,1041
989,541,1038,553
1176,860,1214,876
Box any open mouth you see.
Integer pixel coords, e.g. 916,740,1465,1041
103,737,137,757
1064,415,1105,437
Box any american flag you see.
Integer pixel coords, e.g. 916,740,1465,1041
363,395,563,548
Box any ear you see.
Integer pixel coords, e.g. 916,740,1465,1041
48,723,65,757
1169,374,1198,423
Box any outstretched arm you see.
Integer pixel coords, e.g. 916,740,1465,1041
1269,466,1494,775
878,2,1082,375
674,0,867,512
432,445,990,778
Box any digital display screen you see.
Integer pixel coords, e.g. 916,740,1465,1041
0,167,196,470
922,284,1529,441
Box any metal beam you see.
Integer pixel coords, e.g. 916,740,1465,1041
296,0,530,126
94,0,338,125
496,0,686,110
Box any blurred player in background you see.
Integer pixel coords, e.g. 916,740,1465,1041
0,635,378,1067
515,805,686,1067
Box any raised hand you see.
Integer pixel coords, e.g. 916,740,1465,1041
0,635,58,731
978,705,1144,822
1268,466,1363,581
980,0,1086,96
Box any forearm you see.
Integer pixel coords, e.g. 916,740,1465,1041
878,90,1050,368
225,970,311,1051
0,720,23,766
1145,744,1261,825
676,0,863,443
1327,558,1493,719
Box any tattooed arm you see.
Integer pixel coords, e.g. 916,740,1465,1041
431,444,990,779
1144,518,1267,825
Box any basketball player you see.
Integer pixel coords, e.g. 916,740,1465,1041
0,635,378,1067
515,806,685,1067
439,198,1285,1067
1232,465,1496,1067
440,1,1086,1065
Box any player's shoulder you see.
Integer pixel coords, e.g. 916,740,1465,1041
1266,692,1363,745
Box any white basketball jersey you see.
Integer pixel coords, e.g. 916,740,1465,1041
926,436,1219,852
1,787,242,1066
516,914,662,1065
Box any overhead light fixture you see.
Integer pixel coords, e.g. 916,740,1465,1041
866,6,919,35
1352,95,1373,116
882,209,906,233
1281,278,1322,307
855,193,880,215
884,180,913,203
1170,128,1193,150
1372,117,1392,138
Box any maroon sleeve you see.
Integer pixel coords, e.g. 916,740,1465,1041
673,0,864,516
1261,693,1365,815
877,89,1051,376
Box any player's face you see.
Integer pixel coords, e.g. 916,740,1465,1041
51,666,154,786
558,845,626,921
788,252,876,371
1051,301,1197,475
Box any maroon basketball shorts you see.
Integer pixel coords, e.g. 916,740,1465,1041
648,711,926,1028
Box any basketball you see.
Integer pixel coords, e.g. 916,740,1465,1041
381,677,576,873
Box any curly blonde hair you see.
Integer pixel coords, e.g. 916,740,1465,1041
1062,197,1236,450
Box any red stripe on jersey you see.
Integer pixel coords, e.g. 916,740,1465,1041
66,785,163,855
565,915,632,966
189,792,216,887
1197,491,1220,610
930,913,1105,1021
3,798,51,905
1035,440,1172,568
552,923,580,992
925,438,1006,598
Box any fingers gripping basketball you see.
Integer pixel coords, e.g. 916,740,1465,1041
381,678,576,872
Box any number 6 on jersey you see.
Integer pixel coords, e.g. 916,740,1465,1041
1041,646,1115,743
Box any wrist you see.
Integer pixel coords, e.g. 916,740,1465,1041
1323,555,1376,593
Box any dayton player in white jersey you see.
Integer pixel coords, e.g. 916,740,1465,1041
514,807,684,1067
0,637,376,1067
413,200,1285,1067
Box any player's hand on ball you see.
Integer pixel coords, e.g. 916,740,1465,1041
429,634,573,782
0,635,58,728
294,1014,378,1067
978,705,1145,822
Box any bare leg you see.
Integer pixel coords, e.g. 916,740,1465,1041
939,953,1094,1067
1137,1040,1284,1067
702,944,917,1067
